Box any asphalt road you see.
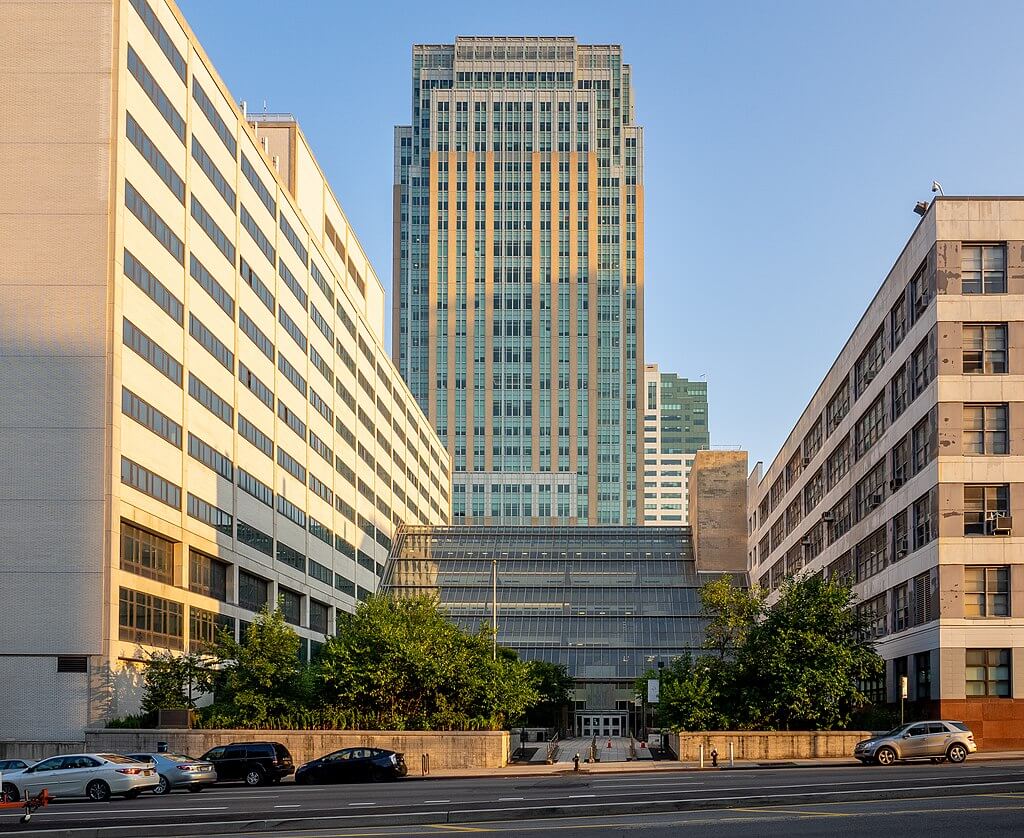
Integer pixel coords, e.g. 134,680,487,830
2,759,1023,836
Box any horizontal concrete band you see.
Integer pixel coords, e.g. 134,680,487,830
81,729,510,770
667,731,873,761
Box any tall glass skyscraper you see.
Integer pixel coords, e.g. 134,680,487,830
393,37,644,525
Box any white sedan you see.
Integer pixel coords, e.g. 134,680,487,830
1,753,158,802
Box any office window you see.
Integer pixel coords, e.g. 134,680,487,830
239,362,274,410
120,521,174,583
890,363,908,421
280,214,309,266
189,313,234,372
910,409,936,473
241,155,276,215
240,205,275,265
278,305,307,354
239,309,274,361
309,472,333,504
126,45,185,141
964,567,1009,617
890,290,908,351
908,257,934,322
186,493,233,536
854,526,886,582
910,332,936,398
190,254,234,317
961,244,1006,294
192,78,237,156
128,0,186,80
119,587,183,650
914,651,932,700
191,136,236,209
309,599,329,635
310,345,334,386
334,574,356,597
311,262,334,306
964,404,1008,455
965,649,1011,696
803,468,824,515
963,323,1008,374
240,256,275,312
125,181,183,263
123,250,183,324
964,484,1010,535
124,319,182,384
191,196,235,264
854,460,886,521
187,432,233,480
126,113,184,203
912,489,936,549
309,519,332,547
892,583,910,632
826,379,850,434
276,541,306,573
237,521,273,557
238,569,270,611
237,468,273,507
826,437,850,490
122,387,181,447
310,304,334,344
189,549,229,601
277,446,307,483
854,327,885,399
121,456,181,509
238,414,272,458
802,418,823,461
828,492,852,542
857,593,887,639
278,400,306,440
854,395,886,460
188,373,233,426
190,606,235,652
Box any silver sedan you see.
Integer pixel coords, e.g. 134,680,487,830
126,752,217,794
1,753,157,802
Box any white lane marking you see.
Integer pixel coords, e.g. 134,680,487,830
348,802,377,807
425,799,450,803
568,794,596,798
498,796,524,801
274,804,301,808
9,783,1024,834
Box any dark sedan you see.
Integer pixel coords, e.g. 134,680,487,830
295,748,408,784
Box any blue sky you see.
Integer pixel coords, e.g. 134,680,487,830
179,0,1024,468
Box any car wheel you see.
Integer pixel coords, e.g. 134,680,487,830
947,744,969,764
86,780,111,802
123,789,141,800
244,768,265,787
153,775,171,795
875,746,897,766
2,783,20,803
188,784,204,793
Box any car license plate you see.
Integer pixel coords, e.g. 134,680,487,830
143,770,152,776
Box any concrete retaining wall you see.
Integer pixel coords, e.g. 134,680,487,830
666,730,871,761
80,729,510,770
0,741,86,761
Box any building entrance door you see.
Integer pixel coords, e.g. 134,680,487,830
576,713,626,737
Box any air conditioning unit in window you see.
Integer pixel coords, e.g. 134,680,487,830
889,471,905,491
802,456,811,467
894,537,908,558
989,516,1012,535
821,511,835,523
868,492,883,510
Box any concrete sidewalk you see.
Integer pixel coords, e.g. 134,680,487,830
413,749,1024,780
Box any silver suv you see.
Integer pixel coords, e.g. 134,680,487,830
854,721,977,765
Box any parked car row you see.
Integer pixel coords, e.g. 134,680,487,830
0,742,408,803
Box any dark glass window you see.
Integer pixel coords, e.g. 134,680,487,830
120,521,174,583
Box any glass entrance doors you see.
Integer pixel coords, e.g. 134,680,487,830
576,713,627,737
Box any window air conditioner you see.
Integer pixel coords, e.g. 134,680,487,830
868,492,883,509
802,456,811,467
894,537,908,557
990,516,1012,535
821,512,835,523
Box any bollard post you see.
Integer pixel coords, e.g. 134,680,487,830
699,744,705,769
573,753,580,773
729,742,734,768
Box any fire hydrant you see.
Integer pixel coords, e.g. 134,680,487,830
573,753,581,773
711,748,719,767
607,739,612,748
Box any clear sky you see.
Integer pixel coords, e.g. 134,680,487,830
179,0,1024,469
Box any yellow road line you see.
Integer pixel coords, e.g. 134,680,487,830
427,826,496,833
735,805,854,817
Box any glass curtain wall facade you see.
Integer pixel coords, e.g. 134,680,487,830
393,37,645,525
384,525,739,726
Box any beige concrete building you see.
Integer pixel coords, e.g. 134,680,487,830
747,198,1024,749
0,0,450,740
689,450,748,573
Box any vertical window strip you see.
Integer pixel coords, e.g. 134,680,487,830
126,45,185,141
189,313,234,372
280,213,309,266
241,155,277,215
239,309,275,360
279,259,308,309
191,136,236,209
128,0,186,80
240,256,275,312
191,78,237,157
191,196,236,264
240,204,275,265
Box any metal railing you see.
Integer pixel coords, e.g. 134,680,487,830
545,735,560,765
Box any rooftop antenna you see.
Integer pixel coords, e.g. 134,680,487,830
931,180,944,197
263,99,268,115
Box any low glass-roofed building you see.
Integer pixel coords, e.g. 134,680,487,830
383,525,740,736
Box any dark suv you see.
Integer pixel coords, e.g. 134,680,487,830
200,742,294,786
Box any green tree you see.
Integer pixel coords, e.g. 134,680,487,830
139,650,216,716
317,594,538,730
634,656,732,731
524,661,573,728
733,574,883,730
203,606,306,727
700,575,765,658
